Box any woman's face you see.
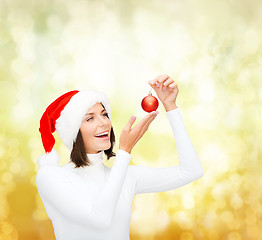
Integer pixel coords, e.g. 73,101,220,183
80,102,112,154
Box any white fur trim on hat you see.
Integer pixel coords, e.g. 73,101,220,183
55,90,112,151
37,149,60,167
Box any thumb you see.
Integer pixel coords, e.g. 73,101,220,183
148,80,158,90
126,115,136,130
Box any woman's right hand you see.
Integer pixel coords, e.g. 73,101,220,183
119,111,159,154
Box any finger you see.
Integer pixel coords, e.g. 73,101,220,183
163,77,174,87
132,113,158,142
145,112,158,126
140,114,158,135
125,115,137,131
149,74,169,85
148,80,158,89
155,74,170,84
139,111,158,132
169,82,176,87
168,82,178,91
148,83,161,93
160,78,174,91
149,74,171,89
134,111,157,131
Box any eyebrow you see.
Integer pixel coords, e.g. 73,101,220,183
86,109,107,115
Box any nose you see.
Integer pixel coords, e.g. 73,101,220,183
97,115,108,126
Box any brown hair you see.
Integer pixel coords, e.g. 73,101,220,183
70,104,116,168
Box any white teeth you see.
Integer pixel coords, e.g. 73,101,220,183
95,131,109,137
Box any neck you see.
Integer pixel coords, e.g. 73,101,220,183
86,150,104,166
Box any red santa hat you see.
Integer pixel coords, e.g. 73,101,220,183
37,90,112,167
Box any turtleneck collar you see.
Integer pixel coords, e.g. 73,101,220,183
86,150,104,166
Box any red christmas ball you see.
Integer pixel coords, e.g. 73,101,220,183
141,93,159,112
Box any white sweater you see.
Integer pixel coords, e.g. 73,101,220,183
36,108,203,240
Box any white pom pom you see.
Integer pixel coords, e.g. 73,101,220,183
37,149,60,168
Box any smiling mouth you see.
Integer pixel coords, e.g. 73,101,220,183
95,134,109,138
95,132,109,139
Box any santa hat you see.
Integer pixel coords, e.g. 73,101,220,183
37,90,112,167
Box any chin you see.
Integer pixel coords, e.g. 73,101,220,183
104,144,111,151
100,143,111,152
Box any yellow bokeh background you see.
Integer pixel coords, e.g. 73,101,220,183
0,0,261,239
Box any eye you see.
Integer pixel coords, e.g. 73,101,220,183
86,113,108,121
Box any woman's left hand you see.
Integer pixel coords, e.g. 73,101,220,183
148,74,179,111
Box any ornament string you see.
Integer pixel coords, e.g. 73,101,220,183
148,87,153,95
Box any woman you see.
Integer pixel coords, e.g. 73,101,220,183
36,74,203,240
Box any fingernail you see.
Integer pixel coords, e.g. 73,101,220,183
153,111,159,116
162,86,166,90
131,115,136,120
150,80,155,84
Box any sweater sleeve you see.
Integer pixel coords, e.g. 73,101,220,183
130,107,204,195
36,149,131,230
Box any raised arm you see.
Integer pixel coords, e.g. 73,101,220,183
36,149,131,230
130,107,203,195
129,74,203,195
